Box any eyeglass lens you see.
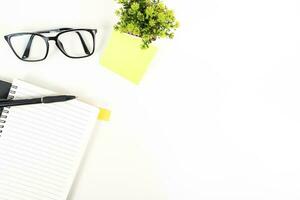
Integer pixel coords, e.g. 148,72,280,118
10,34,47,61
57,30,94,58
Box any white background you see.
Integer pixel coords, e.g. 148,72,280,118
1,0,300,200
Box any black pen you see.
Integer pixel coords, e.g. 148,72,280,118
0,95,76,108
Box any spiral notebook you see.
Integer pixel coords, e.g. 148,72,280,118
0,79,99,200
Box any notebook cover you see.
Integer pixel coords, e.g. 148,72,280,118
0,80,12,114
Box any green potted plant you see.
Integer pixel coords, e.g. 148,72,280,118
100,0,179,84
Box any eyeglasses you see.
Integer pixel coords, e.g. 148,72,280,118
4,28,97,62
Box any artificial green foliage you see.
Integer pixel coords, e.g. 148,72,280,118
114,0,179,49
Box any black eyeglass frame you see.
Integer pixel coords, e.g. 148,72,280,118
4,28,97,62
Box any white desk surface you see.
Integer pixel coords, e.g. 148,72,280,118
1,0,300,200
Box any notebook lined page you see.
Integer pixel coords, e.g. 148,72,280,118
0,79,99,200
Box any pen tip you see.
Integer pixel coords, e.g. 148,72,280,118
66,95,76,101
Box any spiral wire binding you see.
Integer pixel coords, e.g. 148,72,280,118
0,85,18,137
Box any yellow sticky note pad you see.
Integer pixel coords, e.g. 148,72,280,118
100,31,157,84
98,108,111,121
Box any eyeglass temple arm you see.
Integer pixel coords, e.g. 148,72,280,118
74,32,90,55
34,28,97,34
22,34,34,59
35,28,73,34
22,28,91,59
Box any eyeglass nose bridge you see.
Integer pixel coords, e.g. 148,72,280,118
45,36,66,55
48,36,57,41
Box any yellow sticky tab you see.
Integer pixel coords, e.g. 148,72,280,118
100,31,158,84
98,108,111,121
